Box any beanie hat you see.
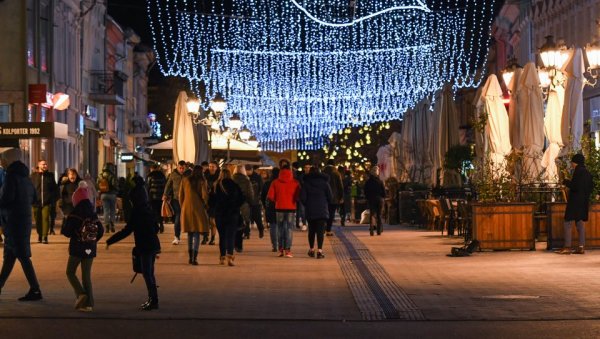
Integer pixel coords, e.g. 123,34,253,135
72,186,90,207
571,153,585,165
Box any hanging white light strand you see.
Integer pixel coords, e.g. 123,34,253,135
147,0,498,151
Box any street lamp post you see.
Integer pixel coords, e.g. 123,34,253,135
186,93,228,161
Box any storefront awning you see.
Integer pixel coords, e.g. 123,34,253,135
0,122,68,140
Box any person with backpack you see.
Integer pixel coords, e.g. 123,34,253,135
61,182,104,312
97,163,118,233
0,160,43,301
106,176,161,310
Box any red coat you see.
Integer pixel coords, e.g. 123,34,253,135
267,169,300,211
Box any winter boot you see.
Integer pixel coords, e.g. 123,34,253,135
192,251,199,265
188,250,193,264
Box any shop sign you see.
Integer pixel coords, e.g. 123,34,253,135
0,122,68,139
120,153,134,162
28,84,47,103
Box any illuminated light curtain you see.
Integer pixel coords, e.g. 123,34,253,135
148,0,498,151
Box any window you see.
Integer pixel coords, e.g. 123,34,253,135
0,104,11,122
39,0,50,73
26,0,35,67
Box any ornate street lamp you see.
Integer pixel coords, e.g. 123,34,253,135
210,93,227,113
539,35,569,70
585,23,600,86
501,56,522,89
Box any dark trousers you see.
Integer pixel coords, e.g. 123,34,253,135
171,199,181,238
0,249,40,292
308,219,326,250
140,253,158,301
369,199,383,234
216,215,238,256
250,204,264,234
338,204,347,226
326,204,339,232
150,199,164,230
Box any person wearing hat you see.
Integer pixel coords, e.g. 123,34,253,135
556,153,594,255
62,182,104,311
364,166,386,236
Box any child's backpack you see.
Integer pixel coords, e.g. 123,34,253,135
77,217,100,242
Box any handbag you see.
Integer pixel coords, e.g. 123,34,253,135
161,200,173,218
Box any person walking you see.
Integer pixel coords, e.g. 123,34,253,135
147,164,167,234
267,164,300,258
323,160,344,236
232,165,255,250
106,176,161,310
246,164,265,238
31,159,58,244
163,160,187,245
556,154,594,255
61,183,104,312
60,168,82,219
97,163,118,233
204,161,220,245
210,168,245,266
301,166,332,259
262,167,280,252
364,167,386,236
0,160,43,301
339,166,352,226
179,165,210,265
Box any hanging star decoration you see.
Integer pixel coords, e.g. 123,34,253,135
148,0,497,151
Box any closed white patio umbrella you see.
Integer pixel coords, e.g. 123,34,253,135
507,67,523,150
541,85,565,183
399,108,415,182
413,97,433,185
477,75,512,178
517,62,545,182
561,48,585,152
431,83,460,186
172,91,197,164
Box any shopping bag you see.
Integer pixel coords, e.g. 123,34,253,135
161,200,174,218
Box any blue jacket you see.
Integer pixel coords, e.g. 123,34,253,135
300,172,332,221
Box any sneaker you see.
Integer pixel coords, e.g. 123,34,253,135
78,306,93,312
278,250,284,257
42,237,48,244
554,248,571,255
574,246,585,254
75,294,88,310
317,251,325,259
326,231,334,237
285,250,294,258
18,290,42,301
259,229,264,238
172,237,180,245
307,249,315,257
301,224,307,232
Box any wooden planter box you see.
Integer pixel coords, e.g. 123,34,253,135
546,202,600,249
472,202,536,251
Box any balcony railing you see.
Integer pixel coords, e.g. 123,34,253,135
88,70,127,105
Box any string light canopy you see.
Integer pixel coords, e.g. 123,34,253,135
148,0,498,151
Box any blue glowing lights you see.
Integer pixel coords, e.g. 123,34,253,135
148,0,497,151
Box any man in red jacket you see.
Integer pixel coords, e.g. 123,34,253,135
267,163,300,257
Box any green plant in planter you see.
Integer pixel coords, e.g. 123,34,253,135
444,145,474,172
580,135,600,202
470,151,517,203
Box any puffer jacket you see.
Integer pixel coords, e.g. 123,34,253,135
267,169,300,211
300,172,332,220
147,170,167,201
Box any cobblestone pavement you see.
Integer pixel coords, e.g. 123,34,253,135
2,221,600,338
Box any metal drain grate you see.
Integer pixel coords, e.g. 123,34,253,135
331,227,425,321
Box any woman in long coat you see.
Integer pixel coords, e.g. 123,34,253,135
232,165,255,250
179,165,210,265
301,166,332,258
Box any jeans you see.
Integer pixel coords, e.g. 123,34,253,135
101,193,117,227
269,221,278,250
564,220,585,247
276,211,295,250
140,253,158,301
171,199,181,239
33,205,51,238
0,249,40,291
187,232,200,252
308,219,326,250
326,204,339,232
66,256,94,307
216,215,238,256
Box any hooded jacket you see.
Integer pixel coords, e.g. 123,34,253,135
61,199,104,258
564,164,594,221
300,172,332,220
267,169,300,211
0,161,37,257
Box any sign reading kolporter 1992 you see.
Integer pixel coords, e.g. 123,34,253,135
0,122,68,139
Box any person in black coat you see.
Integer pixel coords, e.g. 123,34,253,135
557,154,594,254
210,168,245,266
31,160,58,243
364,167,386,236
106,176,161,310
62,183,104,311
300,166,332,258
0,160,43,301
261,167,280,252
60,168,82,217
